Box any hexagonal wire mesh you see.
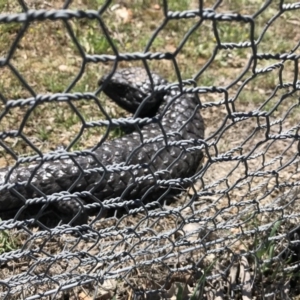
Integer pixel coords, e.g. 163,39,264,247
0,1,300,299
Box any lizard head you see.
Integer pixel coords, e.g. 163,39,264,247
99,67,168,118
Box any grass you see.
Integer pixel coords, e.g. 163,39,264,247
253,221,282,272
0,219,20,254
1,0,300,299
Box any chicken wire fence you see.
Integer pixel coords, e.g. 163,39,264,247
1,1,300,299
